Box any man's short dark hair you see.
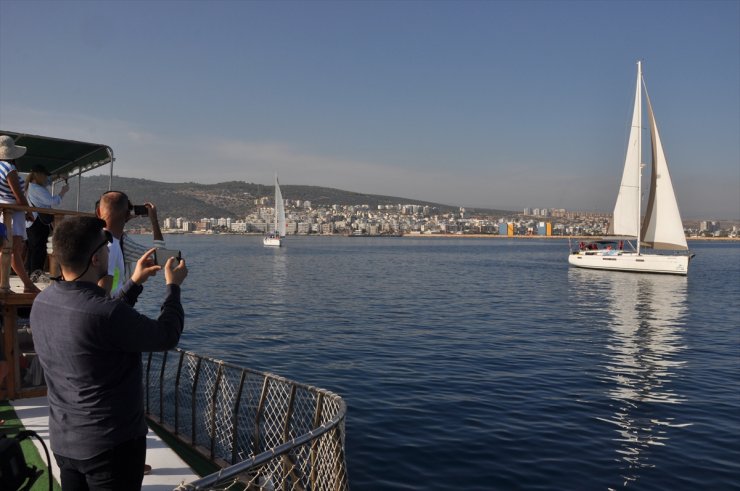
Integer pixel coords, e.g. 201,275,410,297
53,217,107,271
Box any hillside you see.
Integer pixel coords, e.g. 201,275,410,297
61,176,513,220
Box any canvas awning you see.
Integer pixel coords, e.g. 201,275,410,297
0,130,114,177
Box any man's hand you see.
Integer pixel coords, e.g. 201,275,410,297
164,257,187,286
143,202,164,241
144,202,158,221
130,248,161,285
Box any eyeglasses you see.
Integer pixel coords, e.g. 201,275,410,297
68,230,113,282
90,230,114,256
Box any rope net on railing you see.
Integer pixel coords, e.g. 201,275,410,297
144,349,348,491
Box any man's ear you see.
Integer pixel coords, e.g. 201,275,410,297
91,247,106,267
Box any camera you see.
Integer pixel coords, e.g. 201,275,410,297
154,248,182,266
132,205,149,216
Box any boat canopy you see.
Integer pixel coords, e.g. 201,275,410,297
0,130,113,177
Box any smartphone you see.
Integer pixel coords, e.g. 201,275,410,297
133,205,149,216
154,248,181,266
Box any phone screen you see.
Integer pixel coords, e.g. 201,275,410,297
154,249,181,266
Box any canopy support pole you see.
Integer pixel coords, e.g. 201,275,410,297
107,147,115,191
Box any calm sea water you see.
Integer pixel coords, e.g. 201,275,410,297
136,235,740,490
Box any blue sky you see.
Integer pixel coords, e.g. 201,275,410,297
1,0,738,219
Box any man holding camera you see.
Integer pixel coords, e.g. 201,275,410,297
96,190,165,296
30,216,187,490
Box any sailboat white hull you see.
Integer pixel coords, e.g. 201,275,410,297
263,236,282,247
568,251,689,275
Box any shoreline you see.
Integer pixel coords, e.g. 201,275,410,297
397,234,740,242
152,230,740,242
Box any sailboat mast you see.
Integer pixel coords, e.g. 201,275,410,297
273,174,278,234
636,61,643,255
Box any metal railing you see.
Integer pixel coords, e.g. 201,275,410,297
144,349,348,491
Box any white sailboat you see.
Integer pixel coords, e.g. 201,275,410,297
569,61,692,275
263,175,286,247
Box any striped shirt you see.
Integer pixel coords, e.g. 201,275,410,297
0,160,25,203
108,232,166,295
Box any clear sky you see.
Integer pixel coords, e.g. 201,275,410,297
1,0,738,219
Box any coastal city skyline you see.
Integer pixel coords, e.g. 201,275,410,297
1,1,738,219
159,209,738,239
141,196,739,239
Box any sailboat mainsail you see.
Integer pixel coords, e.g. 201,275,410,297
568,61,691,275
274,176,286,238
610,64,642,239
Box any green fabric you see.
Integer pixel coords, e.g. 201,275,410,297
0,131,112,177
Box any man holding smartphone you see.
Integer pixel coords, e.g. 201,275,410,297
31,216,187,489
96,191,166,296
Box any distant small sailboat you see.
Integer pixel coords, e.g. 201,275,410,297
569,61,692,275
263,175,286,247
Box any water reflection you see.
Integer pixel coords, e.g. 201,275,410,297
572,269,690,488
264,247,288,306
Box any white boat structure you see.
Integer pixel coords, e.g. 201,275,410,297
569,61,693,275
263,174,286,247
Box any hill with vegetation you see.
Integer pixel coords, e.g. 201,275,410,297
62,176,513,220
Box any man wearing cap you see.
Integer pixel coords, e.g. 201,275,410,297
0,134,40,293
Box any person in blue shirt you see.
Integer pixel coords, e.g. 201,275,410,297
24,164,70,275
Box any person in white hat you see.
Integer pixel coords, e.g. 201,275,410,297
0,135,41,293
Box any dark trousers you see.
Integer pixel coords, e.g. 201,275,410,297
54,436,146,491
25,218,50,274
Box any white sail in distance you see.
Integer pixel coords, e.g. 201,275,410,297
274,176,286,238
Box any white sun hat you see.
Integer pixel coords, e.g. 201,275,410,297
0,135,27,160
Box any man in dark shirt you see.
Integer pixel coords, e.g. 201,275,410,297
30,216,188,490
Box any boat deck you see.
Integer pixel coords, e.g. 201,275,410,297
11,396,199,489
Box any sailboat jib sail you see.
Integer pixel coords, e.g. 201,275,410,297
569,61,691,275
640,89,688,251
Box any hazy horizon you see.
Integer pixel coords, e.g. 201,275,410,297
1,1,738,219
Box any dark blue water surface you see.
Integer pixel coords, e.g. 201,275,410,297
136,236,740,490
